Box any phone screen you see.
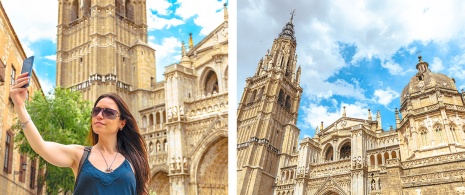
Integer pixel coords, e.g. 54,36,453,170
20,56,34,88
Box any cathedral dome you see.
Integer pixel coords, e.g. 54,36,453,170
400,56,457,104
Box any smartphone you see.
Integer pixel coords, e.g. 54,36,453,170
20,56,34,88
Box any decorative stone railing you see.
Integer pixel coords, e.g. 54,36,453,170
237,137,280,154
184,92,228,119
400,168,465,186
309,159,351,178
402,151,465,169
69,73,132,92
386,158,400,167
150,152,168,166
444,103,465,111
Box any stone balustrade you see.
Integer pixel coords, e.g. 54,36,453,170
402,151,465,169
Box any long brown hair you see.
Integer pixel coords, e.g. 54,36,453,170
89,93,149,195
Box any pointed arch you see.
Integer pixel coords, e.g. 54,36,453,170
249,90,257,104
142,115,147,128
284,95,291,111
156,112,161,125
149,113,154,127
257,86,264,101
434,124,444,144
155,140,161,153
384,152,389,161
370,155,375,166
278,89,285,106
149,141,154,153
149,171,169,195
70,0,79,22
419,127,428,147
339,141,351,160
324,145,334,162
377,153,382,165
391,151,397,159
126,0,134,21
450,123,458,142
83,0,91,17
163,139,167,151
115,0,124,16
200,68,219,96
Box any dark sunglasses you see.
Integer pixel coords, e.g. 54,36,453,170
92,107,120,119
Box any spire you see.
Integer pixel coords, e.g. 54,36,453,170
368,109,372,120
223,3,228,21
180,41,192,67
376,110,382,129
181,41,186,56
342,106,346,117
255,58,264,76
278,10,296,41
395,108,400,128
189,32,194,49
320,121,324,131
314,126,320,138
296,66,301,84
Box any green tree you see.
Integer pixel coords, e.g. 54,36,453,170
13,87,92,195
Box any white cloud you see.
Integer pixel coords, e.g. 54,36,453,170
44,55,56,61
35,74,55,96
146,0,226,34
2,0,57,43
175,0,226,35
238,0,465,103
149,37,182,81
381,59,407,76
448,53,465,79
374,87,400,106
301,102,370,131
430,57,444,72
147,0,172,16
147,14,184,31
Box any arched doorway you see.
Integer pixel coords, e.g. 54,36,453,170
149,172,169,195
323,191,340,195
197,138,228,194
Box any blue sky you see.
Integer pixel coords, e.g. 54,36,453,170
2,0,227,94
238,0,465,139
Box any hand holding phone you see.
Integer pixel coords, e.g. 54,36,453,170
20,56,34,88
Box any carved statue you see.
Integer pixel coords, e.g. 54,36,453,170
170,156,176,171
167,107,172,119
176,157,181,171
179,106,184,116
172,106,178,117
183,157,188,171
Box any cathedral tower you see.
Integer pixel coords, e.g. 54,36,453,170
56,0,156,115
237,13,303,195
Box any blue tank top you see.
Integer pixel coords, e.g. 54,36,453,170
74,157,136,195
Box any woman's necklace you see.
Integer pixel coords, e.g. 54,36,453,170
96,145,118,173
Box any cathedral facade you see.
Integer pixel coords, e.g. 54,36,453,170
56,1,228,194
237,16,465,195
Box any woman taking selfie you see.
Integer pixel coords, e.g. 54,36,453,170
10,72,150,195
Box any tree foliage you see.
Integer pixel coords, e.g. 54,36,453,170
13,88,92,194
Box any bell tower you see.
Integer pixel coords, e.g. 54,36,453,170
56,0,155,111
237,12,303,195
